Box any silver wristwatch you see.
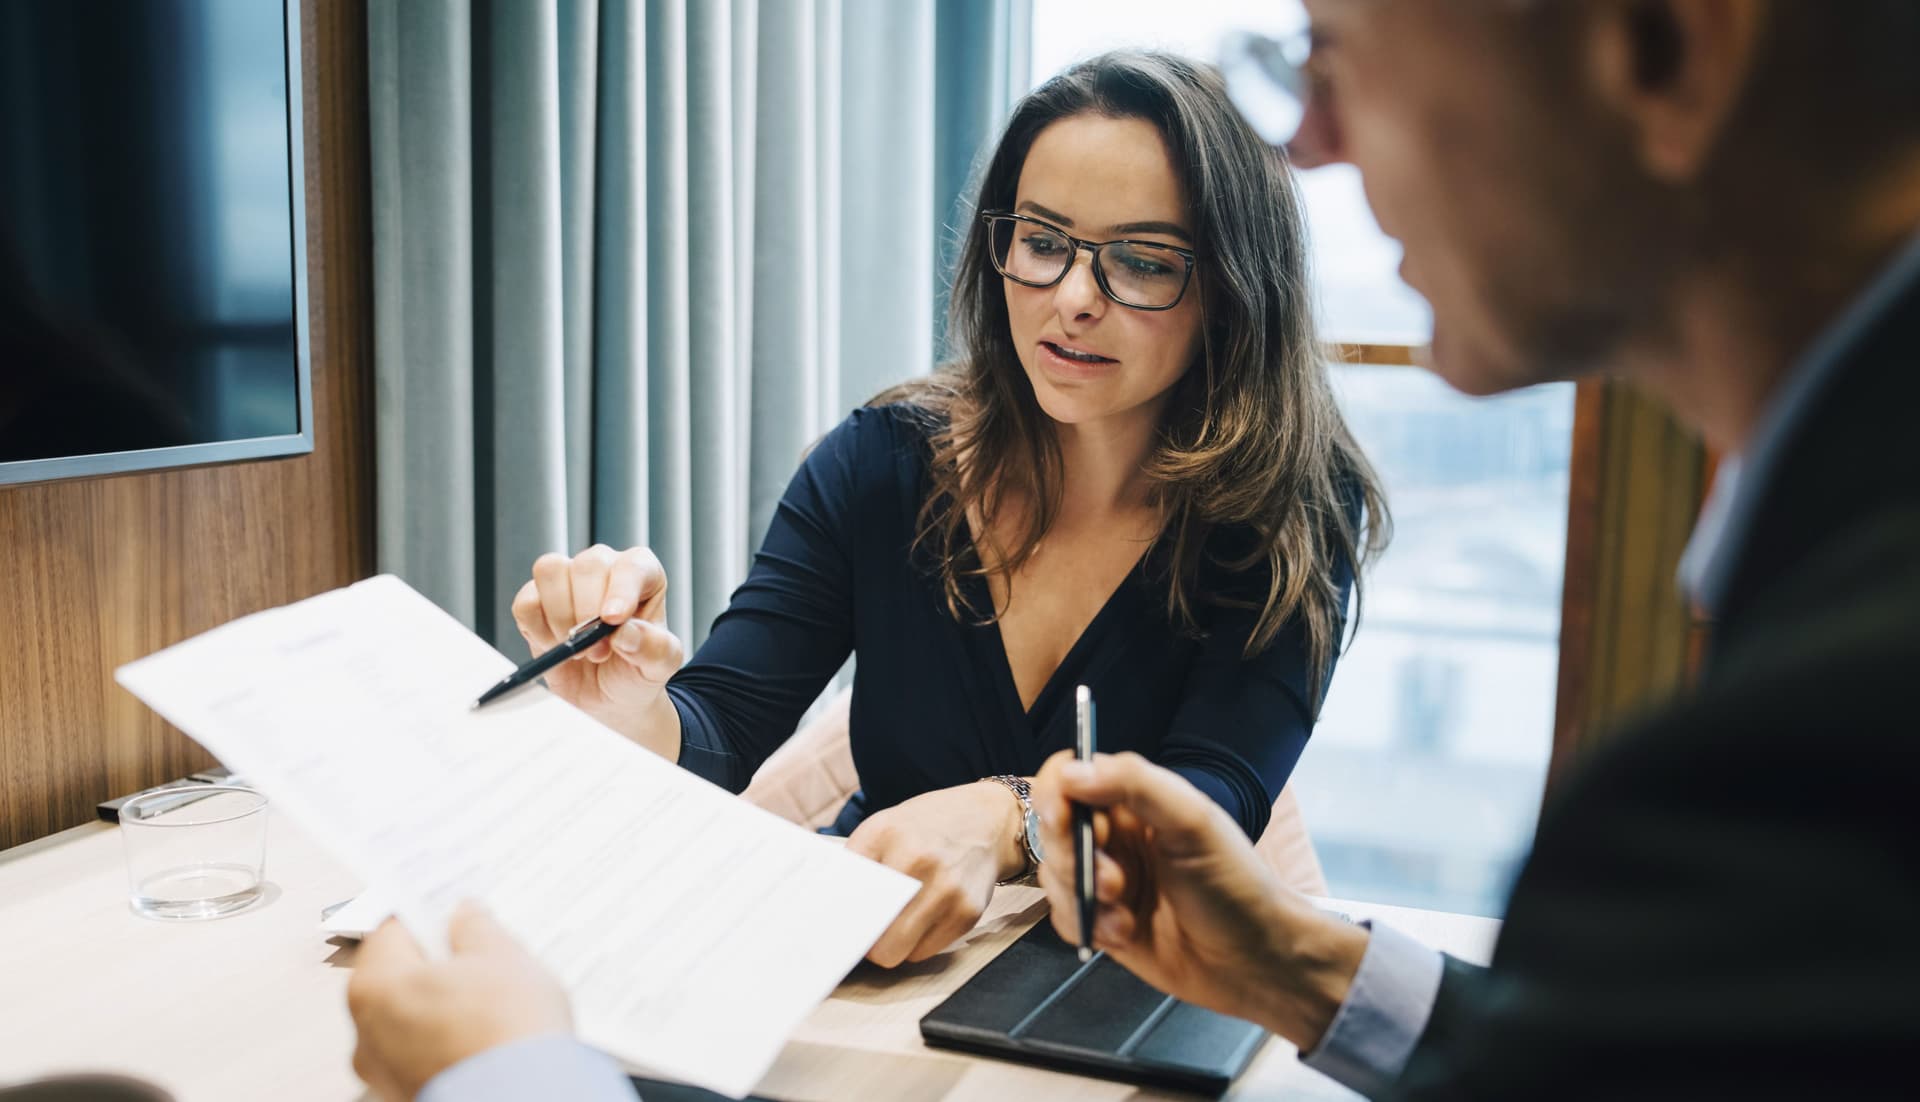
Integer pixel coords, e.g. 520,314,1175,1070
985,774,1045,885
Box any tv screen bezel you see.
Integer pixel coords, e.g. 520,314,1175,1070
0,0,315,489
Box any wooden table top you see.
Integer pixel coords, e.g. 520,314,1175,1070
0,816,1499,1101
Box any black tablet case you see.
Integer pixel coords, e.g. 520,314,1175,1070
919,920,1269,1096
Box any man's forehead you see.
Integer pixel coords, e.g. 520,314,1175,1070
1299,0,1382,25
1300,0,1539,62
1300,0,1533,29
1297,0,1425,51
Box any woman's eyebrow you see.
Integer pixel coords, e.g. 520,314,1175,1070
1110,219,1191,243
1016,200,1075,226
1015,201,1192,244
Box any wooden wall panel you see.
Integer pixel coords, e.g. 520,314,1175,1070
0,0,373,849
1550,379,1706,788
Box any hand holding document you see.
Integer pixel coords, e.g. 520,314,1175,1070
116,575,918,1099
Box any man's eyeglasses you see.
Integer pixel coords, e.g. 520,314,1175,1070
1219,28,1315,147
982,212,1196,312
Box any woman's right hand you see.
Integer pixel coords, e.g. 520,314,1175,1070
509,545,686,748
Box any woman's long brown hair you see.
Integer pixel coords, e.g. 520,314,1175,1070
883,50,1389,709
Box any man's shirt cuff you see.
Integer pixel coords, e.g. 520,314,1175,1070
418,1033,638,1102
1299,921,1445,1097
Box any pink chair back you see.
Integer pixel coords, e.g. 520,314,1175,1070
742,688,1329,896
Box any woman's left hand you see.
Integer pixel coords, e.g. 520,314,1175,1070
846,780,1029,966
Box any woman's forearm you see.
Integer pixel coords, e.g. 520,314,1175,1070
627,688,684,763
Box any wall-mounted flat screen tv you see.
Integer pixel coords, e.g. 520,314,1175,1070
0,0,310,487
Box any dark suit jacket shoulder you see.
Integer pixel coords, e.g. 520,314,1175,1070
1390,268,1920,1100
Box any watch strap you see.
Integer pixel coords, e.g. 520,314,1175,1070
984,774,1040,885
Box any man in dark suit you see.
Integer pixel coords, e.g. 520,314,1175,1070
1031,2,1920,1098
343,2,1920,1098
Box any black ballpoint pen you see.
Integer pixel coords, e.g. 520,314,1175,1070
473,617,619,710
1073,684,1097,963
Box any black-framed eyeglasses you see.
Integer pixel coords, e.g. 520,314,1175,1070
1219,28,1315,147
982,211,1197,312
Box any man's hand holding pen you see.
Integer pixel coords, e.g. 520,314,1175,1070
1030,751,1371,1054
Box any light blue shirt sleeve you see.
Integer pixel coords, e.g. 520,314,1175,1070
1299,921,1445,1098
417,1033,639,1102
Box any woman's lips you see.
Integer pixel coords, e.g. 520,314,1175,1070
1039,340,1119,378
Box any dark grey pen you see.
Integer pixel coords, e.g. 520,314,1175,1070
1073,684,1097,963
473,617,619,709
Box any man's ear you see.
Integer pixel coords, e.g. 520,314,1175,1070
1584,0,1767,182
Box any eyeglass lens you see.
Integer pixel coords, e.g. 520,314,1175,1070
1220,31,1310,147
989,217,1189,309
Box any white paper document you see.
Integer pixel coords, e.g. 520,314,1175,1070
319,891,390,940
116,575,918,1098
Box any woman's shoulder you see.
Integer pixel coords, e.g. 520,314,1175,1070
856,398,944,442
817,397,944,466
812,400,941,470
790,401,945,538
1185,503,1356,620
1188,523,1276,603
1198,474,1365,583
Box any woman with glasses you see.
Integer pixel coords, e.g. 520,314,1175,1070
509,49,1387,970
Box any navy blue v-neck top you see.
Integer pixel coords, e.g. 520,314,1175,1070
665,403,1350,840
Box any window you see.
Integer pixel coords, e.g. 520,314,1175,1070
1311,370,1572,915
1031,1,1575,915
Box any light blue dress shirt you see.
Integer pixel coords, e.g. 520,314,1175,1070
1297,919,1445,1096
407,230,1920,1102
417,1033,636,1102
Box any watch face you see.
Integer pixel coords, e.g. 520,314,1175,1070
1024,808,1045,865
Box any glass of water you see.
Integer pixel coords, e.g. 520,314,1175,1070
120,784,268,920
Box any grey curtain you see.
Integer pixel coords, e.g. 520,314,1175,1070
369,0,1028,650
